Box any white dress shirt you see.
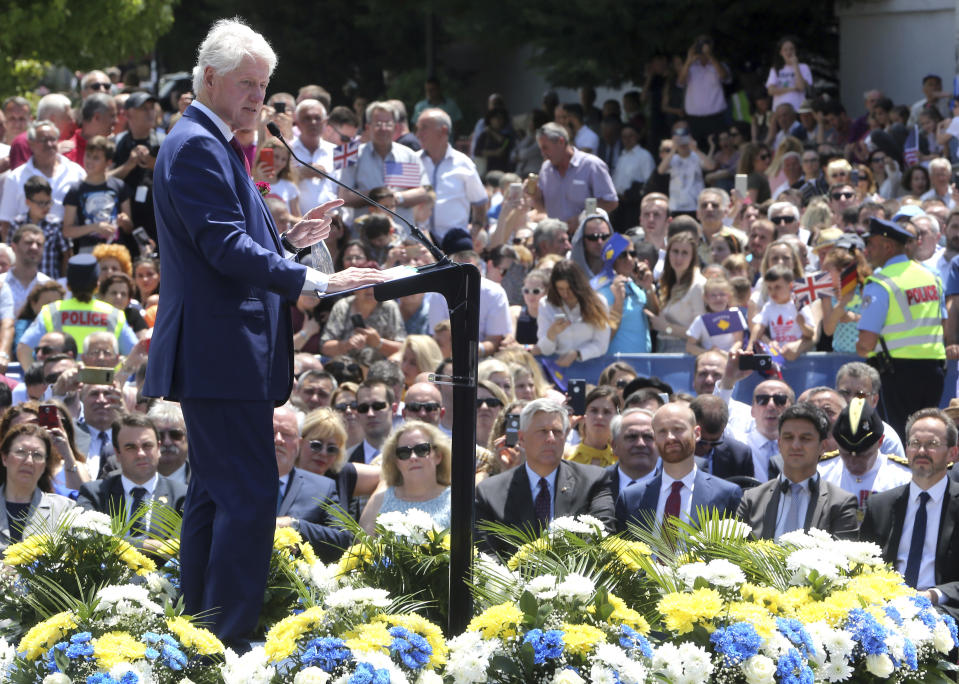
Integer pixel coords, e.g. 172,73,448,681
617,462,661,500
773,474,816,538
418,145,487,241
292,136,338,210
656,466,698,525
121,472,158,529
896,476,948,593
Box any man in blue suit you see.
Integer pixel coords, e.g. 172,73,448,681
143,19,385,650
616,402,743,534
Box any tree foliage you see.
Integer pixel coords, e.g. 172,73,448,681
0,0,178,95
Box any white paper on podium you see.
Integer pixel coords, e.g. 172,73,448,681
315,264,420,298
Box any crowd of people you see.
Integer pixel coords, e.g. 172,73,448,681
0,30,957,618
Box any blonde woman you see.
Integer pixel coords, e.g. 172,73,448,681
297,408,380,520
396,334,443,389
359,421,451,534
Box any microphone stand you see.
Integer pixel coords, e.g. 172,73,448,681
266,122,450,269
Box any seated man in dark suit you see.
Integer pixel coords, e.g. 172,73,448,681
273,406,352,562
475,398,615,556
77,413,187,538
616,402,742,534
861,408,959,617
737,402,858,540
690,395,753,481
606,408,660,503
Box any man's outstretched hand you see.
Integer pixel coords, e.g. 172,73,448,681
284,198,345,248
325,268,391,294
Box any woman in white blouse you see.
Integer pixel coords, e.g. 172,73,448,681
648,231,706,352
536,259,611,367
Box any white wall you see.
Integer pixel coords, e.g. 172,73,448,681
837,0,955,118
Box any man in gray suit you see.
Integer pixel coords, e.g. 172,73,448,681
475,398,615,556
737,402,858,540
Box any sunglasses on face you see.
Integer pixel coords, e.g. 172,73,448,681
758,153,771,161
770,216,796,225
406,401,440,413
615,378,633,388
308,440,340,454
512,237,530,244
88,82,111,91
754,393,789,407
584,233,611,242
334,401,358,412
357,401,389,413
395,442,432,460
158,429,186,441
523,287,543,295
476,397,504,409
27,197,52,207
831,191,855,200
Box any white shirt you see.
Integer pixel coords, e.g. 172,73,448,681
292,136,338,211
818,451,911,513
656,466,698,525
84,426,113,478
1,270,50,315
574,126,600,152
418,145,487,241
426,277,511,341
189,101,329,293
165,462,189,486
0,154,85,223
612,145,655,194
774,474,816,538
121,472,158,530
896,476,948,592
526,463,558,519
746,429,778,482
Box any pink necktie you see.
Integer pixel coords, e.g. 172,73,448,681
229,137,251,176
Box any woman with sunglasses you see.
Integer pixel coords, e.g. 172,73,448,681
331,382,364,453
505,269,549,350
536,259,611,368
297,407,380,521
359,421,451,535
868,150,901,200
594,233,656,355
570,212,614,278
476,380,509,451
0,423,75,549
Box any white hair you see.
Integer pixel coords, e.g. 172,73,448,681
929,157,952,175
365,100,398,124
768,201,800,220
83,331,118,355
36,93,72,121
295,98,327,121
0,245,15,266
519,398,569,433
610,407,654,441
147,399,185,427
192,18,277,97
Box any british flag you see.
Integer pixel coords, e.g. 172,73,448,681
333,138,359,170
792,270,835,309
384,161,423,188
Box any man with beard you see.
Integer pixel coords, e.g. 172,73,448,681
690,395,752,480
616,402,742,532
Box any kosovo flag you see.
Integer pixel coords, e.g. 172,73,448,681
701,310,747,337
540,356,568,392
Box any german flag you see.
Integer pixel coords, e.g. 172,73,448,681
839,262,859,298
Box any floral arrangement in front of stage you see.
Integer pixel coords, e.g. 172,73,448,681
220,583,447,684
2,582,222,684
1,507,958,683
0,509,174,642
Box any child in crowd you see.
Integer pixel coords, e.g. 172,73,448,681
62,136,132,254
254,139,301,215
748,264,815,360
13,175,71,279
685,276,746,355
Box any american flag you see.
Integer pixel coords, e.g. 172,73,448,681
903,125,919,167
384,161,422,188
792,270,835,309
333,139,359,170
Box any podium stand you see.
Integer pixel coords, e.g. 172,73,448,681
373,261,480,635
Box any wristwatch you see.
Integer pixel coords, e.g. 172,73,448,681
279,231,309,261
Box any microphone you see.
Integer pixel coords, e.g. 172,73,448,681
266,122,449,266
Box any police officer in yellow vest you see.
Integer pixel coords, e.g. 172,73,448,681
856,217,946,439
16,254,138,369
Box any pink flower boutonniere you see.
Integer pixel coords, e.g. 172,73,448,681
256,181,271,197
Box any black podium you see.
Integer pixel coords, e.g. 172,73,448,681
373,260,480,634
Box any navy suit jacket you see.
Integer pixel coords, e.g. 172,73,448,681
279,467,352,562
695,437,754,480
76,474,187,535
615,469,743,533
143,105,306,402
